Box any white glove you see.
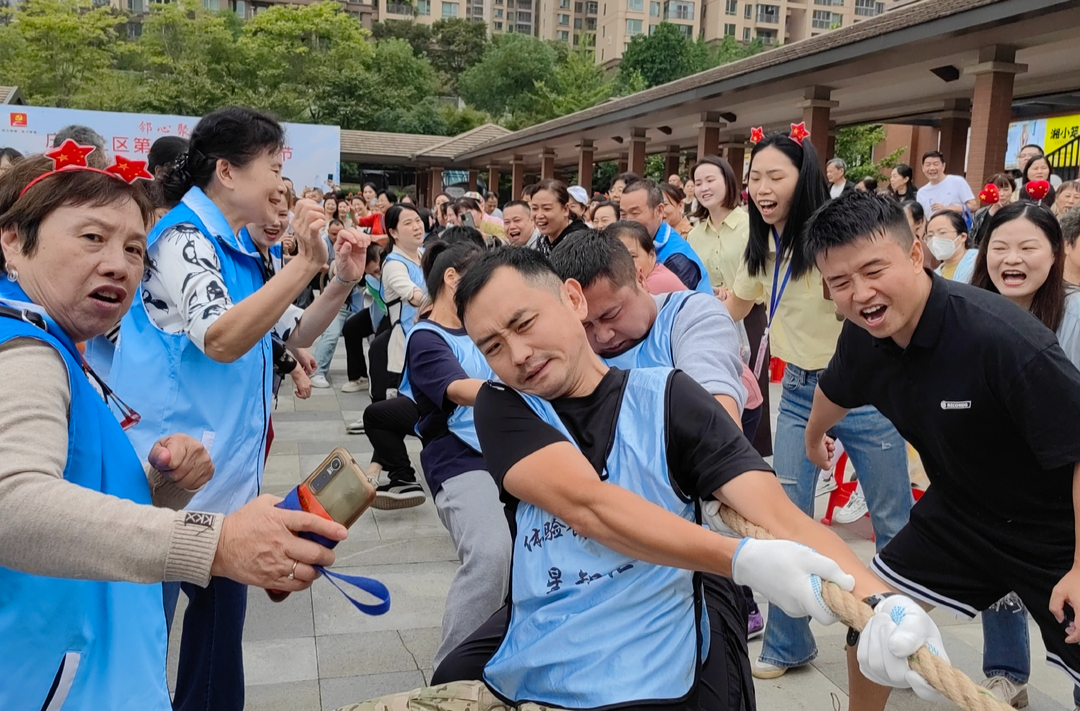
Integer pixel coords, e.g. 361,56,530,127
730,537,855,625
856,595,949,702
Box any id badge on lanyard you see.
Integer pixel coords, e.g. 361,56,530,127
752,228,792,379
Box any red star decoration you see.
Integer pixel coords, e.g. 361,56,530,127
106,155,153,184
789,122,810,145
979,184,1000,204
750,126,765,144
45,139,96,170
1026,180,1051,201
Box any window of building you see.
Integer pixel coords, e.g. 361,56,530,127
665,0,693,20
723,22,735,35
724,0,736,14
557,29,570,39
755,3,779,22
585,17,596,28
442,1,458,16
649,1,659,16
575,1,582,10
627,0,643,12
854,0,881,15
811,9,841,27
558,12,570,24
648,22,657,33
518,11,531,20
586,0,598,11
742,26,750,40
676,22,692,36
756,28,777,43
495,20,503,28
495,7,502,15
626,17,643,33
575,16,582,27
387,1,412,13
574,32,580,44
559,0,569,7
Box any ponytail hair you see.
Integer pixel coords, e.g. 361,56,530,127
161,107,285,206
422,239,485,304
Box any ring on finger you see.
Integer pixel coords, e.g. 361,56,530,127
288,559,298,581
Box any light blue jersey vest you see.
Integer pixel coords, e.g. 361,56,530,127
484,368,708,708
399,319,495,452
0,282,170,711
381,252,425,338
603,290,698,371
654,221,713,295
111,187,272,514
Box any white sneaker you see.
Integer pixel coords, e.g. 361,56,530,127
832,483,868,524
980,675,1029,709
815,468,837,497
310,374,330,389
341,377,369,393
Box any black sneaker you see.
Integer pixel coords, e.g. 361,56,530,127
372,481,426,510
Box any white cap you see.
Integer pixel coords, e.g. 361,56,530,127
568,185,589,205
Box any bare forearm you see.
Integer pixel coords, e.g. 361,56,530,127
446,378,485,407
806,386,848,446
204,258,320,362
287,277,354,348
715,395,742,430
722,293,754,323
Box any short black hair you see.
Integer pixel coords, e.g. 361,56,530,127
440,225,486,249
147,136,189,173
801,191,914,271
503,199,529,213
613,171,641,187
604,220,654,255
549,228,638,290
921,150,945,164
455,246,562,322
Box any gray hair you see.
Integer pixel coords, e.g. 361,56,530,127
1060,205,1080,247
53,125,108,169
827,158,847,173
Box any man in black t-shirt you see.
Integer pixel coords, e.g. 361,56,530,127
417,247,937,711
799,191,1080,710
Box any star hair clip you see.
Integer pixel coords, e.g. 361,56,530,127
18,139,154,199
789,122,810,145
750,126,765,144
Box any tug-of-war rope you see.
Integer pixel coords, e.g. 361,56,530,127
717,504,1011,711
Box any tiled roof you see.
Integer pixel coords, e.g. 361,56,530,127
339,129,444,159
0,86,23,105
412,123,511,159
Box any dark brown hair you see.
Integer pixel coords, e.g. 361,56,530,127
530,179,570,206
0,155,156,270
690,155,740,219
971,202,1066,332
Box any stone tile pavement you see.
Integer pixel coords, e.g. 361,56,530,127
167,356,1075,711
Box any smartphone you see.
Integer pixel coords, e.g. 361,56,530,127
461,211,476,228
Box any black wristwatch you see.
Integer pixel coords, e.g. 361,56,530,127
846,592,899,647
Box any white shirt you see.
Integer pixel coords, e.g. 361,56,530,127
916,175,975,216
829,182,845,199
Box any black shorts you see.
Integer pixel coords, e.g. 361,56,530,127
433,573,755,711
872,490,1080,685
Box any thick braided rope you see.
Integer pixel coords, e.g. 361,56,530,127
718,505,1011,711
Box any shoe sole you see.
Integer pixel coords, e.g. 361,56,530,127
748,626,765,640
372,493,426,510
341,384,368,393
751,665,787,680
1014,689,1029,709
833,509,868,524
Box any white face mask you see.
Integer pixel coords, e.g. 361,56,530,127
929,237,958,261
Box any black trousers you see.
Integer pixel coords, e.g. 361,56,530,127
343,310,390,382
364,395,419,482
433,573,755,711
367,327,397,402
744,303,772,458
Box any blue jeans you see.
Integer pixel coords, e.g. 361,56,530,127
314,306,352,377
163,577,249,711
759,364,913,668
982,595,1080,704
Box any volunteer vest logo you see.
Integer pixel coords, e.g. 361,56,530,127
940,401,971,410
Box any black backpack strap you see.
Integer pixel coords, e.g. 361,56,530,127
0,304,46,331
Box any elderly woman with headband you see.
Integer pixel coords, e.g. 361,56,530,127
0,146,347,710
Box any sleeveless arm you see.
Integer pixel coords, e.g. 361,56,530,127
0,339,221,585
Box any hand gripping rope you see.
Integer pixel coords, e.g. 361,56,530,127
717,504,1011,711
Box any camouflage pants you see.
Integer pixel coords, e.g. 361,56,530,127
334,681,554,711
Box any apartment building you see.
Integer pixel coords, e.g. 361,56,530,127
699,0,901,48
538,0,598,48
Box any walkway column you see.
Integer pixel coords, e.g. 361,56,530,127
416,168,426,206
664,145,681,179
617,153,629,173
577,140,595,193
964,46,1027,191
429,167,443,201
938,98,972,176
696,111,725,161
627,128,648,177
798,86,839,168
488,165,501,197
721,139,746,192
827,122,838,162
540,150,556,180
511,156,525,199
467,169,478,191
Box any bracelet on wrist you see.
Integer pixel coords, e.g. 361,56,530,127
333,274,359,288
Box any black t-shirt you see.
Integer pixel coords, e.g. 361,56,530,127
474,368,771,513
818,273,1080,551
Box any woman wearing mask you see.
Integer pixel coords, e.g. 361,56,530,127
110,107,369,711
688,155,772,457
887,164,918,203
924,210,976,282
970,202,1080,710
399,239,511,669
720,130,911,679
969,173,1014,247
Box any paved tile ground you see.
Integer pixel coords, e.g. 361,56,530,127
168,350,1076,710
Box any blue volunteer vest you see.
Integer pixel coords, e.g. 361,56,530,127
111,187,272,514
654,221,713,295
399,319,495,453
380,252,425,338
0,282,170,711
603,291,698,371
483,367,708,708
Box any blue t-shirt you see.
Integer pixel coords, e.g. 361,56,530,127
405,322,487,495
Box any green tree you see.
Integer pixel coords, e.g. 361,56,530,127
835,124,905,182
372,96,449,135
438,103,492,135
615,22,698,92
457,33,558,117
429,17,489,87
515,46,612,127
707,35,764,66
0,0,123,107
370,19,432,58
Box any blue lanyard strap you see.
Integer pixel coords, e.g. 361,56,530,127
315,567,391,616
767,227,793,329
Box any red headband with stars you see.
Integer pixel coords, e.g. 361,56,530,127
17,139,153,199
749,123,811,146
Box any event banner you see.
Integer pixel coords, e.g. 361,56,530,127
0,106,340,187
